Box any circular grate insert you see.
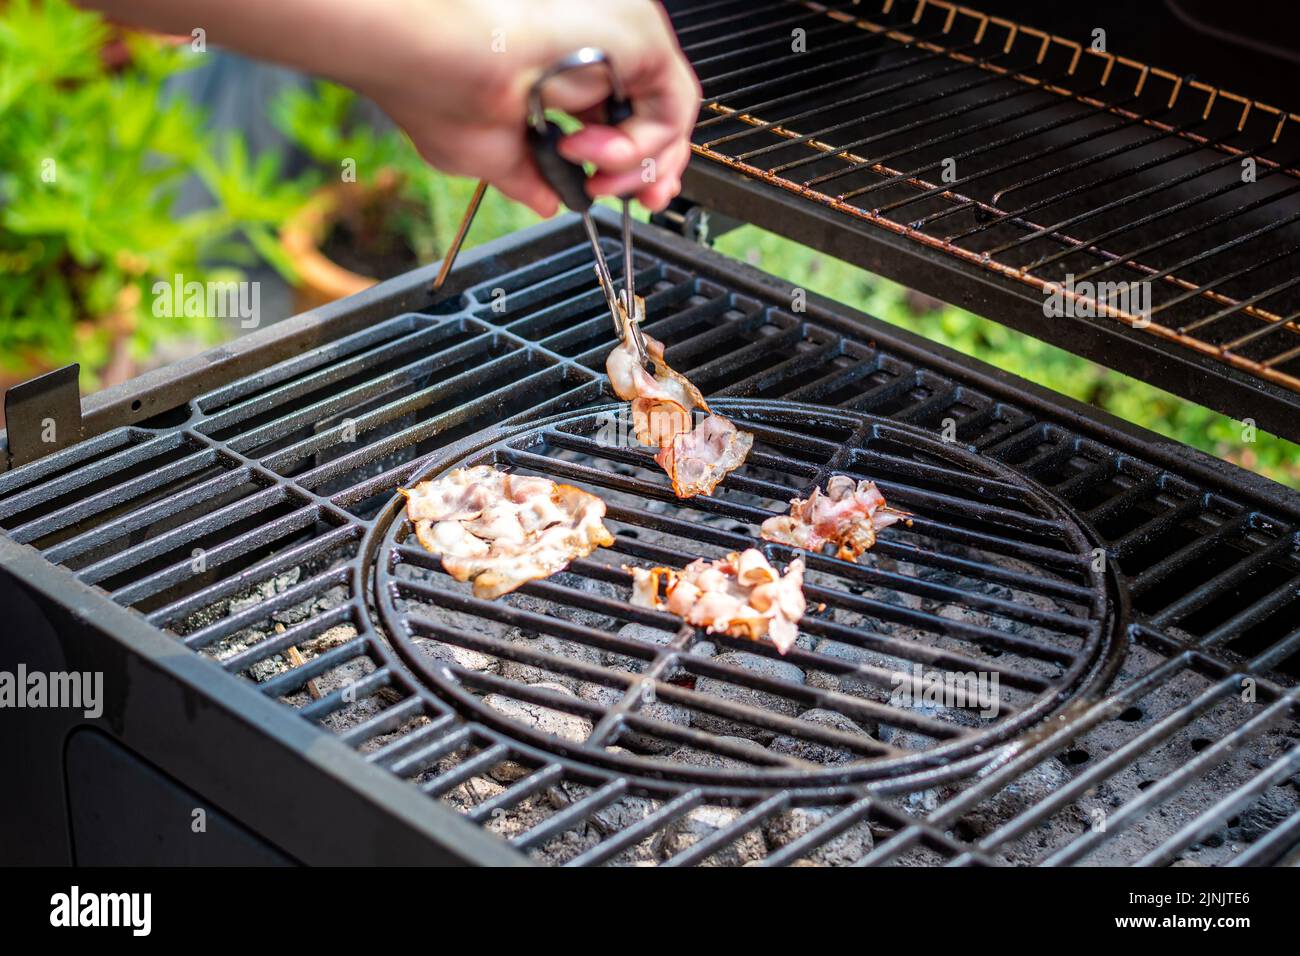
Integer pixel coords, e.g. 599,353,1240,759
367,400,1124,793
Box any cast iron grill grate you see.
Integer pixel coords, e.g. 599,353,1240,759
672,0,1300,403
372,401,1117,790
1,218,1298,865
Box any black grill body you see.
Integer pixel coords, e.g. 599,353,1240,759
2,211,1299,866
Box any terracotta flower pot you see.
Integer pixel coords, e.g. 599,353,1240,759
279,175,401,313
93,287,142,391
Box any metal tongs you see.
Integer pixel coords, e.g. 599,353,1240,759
433,48,648,366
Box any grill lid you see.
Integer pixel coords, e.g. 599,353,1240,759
670,0,1300,442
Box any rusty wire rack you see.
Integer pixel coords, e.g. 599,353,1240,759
675,0,1300,401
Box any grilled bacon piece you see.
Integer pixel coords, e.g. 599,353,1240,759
760,475,909,561
605,296,752,497
654,413,754,499
628,548,806,654
400,466,614,599
606,298,708,448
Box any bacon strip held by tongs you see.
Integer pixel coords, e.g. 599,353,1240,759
760,475,909,561
605,296,753,497
627,548,806,654
654,412,753,499
400,465,614,599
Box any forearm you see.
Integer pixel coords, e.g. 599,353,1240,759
76,0,699,213
78,0,510,94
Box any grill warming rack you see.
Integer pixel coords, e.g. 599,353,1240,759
672,0,1300,442
1,212,1298,865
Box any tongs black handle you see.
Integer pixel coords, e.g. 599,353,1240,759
527,92,633,212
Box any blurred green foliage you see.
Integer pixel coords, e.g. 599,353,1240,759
713,225,1300,489
0,0,305,386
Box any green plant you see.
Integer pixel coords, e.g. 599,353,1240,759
713,225,1300,490
272,80,537,268
0,0,307,386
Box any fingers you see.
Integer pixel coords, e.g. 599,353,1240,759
557,96,698,180
637,137,690,211
585,133,689,210
557,124,639,170
493,159,561,218
555,16,701,210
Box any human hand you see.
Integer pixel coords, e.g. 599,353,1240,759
357,0,702,216
82,0,702,216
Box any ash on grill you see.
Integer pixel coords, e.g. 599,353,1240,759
199,554,1300,865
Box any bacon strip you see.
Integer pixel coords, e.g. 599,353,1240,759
627,548,806,654
655,413,754,499
605,295,752,497
760,475,909,561
401,466,614,599
606,297,708,448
